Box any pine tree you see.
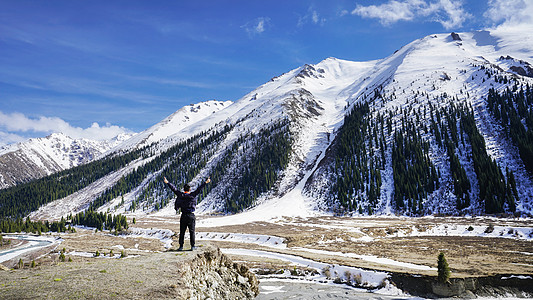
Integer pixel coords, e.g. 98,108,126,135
437,252,450,283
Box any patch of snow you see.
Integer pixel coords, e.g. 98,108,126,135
126,227,174,249
197,232,286,249
501,275,532,280
222,248,389,288
293,247,436,271
260,284,286,295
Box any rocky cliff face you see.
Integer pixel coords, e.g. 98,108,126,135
175,245,259,299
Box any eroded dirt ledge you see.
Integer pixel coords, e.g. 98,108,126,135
0,243,259,300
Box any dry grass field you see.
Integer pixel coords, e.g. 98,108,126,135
1,215,531,299
135,215,533,278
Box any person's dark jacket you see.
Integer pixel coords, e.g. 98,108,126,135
166,181,206,214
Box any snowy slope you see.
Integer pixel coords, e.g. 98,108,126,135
0,133,131,189
305,29,533,216
25,27,533,220
115,100,233,151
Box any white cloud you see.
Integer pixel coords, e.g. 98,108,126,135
242,17,271,37
485,0,533,28
298,7,326,27
0,131,27,147
351,0,470,29
312,11,320,24
339,9,350,17
0,111,133,146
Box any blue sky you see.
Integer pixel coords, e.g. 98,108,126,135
0,0,531,146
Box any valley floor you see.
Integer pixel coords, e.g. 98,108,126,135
141,215,533,277
1,215,532,298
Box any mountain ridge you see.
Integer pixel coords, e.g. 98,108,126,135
3,28,533,220
0,133,132,189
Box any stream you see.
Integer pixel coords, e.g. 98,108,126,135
0,234,58,263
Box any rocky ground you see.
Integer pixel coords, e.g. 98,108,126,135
0,233,258,300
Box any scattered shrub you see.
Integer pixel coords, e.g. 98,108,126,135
353,273,363,286
344,270,352,284
31,260,36,268
484,224,495,234
290,266,298,276
120,250,127,258
377,278,388,289
322,266,331,279
59,248,66,262
437,252,450,283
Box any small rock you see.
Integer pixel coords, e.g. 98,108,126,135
451,32,462,41
237,274,248,285
0,264,10,271
461,290,476,299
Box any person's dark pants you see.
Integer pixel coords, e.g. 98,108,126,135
179,212,196,248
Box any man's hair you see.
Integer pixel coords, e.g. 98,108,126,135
184,183,191,192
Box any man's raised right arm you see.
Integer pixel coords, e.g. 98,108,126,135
164,177,180,195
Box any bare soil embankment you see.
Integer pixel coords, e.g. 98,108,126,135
0,234,258,300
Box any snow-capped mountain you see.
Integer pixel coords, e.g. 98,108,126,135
11,26,533,220
116,100,233,151
0,133,132,189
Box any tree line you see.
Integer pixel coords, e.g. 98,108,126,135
0,216,71,234
70,211,128,232
0,148,145,218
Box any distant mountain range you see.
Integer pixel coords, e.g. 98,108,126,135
0,133,131,189
2,27,533,220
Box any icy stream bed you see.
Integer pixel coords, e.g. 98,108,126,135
0,234,60,263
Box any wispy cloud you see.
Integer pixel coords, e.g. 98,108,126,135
485,0,533,28
0,131,27,147
0,111,133,146
298,7,326,27
242,17,271,37
0,70,175,105
351,0,470,30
